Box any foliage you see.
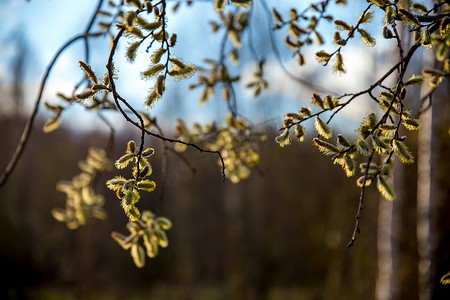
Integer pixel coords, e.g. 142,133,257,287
106,140,156,221
1,0,449,268
52,148,111,229
111,210,172,268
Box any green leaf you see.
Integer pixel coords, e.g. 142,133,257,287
51,208,67,222
125,205,141,221
316,50,332,65
136,16,161,31
145,88,160,110
372,135,389,154
143,233,158,258
131,244,146,268
358,28,376,47
155,229,168,247
358,10,374,24
294,124,306,142
312,93,325,109
356,139,372,156
315,116,332,139
79,61,98,84
275,129,291,147
334,20,352,31
141,63,165,79
356,176,373,187
405,74,424,86
377,175,396,201
333,52,346,74
392,140,414,164
127,140,136,154
75,90,96,101
399,8,421,27
126,41,141,63
384,6,396,24
342,153,356,177
43,114,62,133
106,176,127,191
142,147,154,157
156,217,173,230
151,48,167,64
313,138,339,156
111,231,133,250
115,153,136,169
440,271,450,285
136,179,156,192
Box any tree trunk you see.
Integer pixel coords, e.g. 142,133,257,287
224,182,246,299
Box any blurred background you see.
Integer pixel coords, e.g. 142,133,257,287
0,0,449,299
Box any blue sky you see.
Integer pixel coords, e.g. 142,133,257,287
0,0,394,134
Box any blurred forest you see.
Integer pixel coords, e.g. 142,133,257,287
1,1,450,300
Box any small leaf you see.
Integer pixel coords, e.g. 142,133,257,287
143,233,158,258
79,61,98,84
377,175,396,201
106,176,127,191
43,115,62,133
333,52,346,74
169,34,177,47
136,179,156,192
145,89,160,109
356,176,373,187
356,139,372,156
372,135,390,154
155,229,168,247
142,147,154,157
334,20,352,31
131,244,146,268
156,217,173,230
155,75,165,97
115,153,136,169
337,134,351,148
141,64,165,79
342,153,356,177
151,48,167,64
294,124,306,142
127,140,136,154
405,74,424,86
316,50,332,65
275,129,291,147
358,28,376,47
312,93,325,109
111,231,133,250
399,8,421,27
125,205,141,221
440,272,450,285
126,41,141,63
315,116,332,139
313,138,339,156
51,208,67,222
359,10,374,24
392,140,414,164
75,90,96,101
385,6,396,24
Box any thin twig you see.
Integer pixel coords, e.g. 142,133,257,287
106,25,226,181
347,149,375,247
0,32,102,187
